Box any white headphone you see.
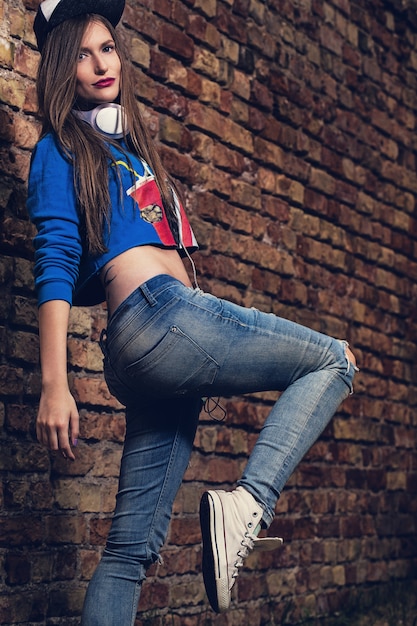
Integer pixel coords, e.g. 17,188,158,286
73,103,126,139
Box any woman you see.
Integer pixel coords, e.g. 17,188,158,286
28,1,358,624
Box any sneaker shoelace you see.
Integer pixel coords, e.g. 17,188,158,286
232,531,257,579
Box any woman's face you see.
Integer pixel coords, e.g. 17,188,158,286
75,20,121,106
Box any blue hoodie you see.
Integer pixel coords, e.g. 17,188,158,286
27,134,198,306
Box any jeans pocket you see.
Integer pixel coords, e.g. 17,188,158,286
124,324,219,397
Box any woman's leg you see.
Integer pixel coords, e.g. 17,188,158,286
104,277,357,522
237,336,356,523
96,276,358,613
188,295,357,612
81,395,201,626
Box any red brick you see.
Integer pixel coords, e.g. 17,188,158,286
14,42,39,79
0,516,43,546
0,365,23,395
89,517,112,545
139,580,169,611
1,1,417,623
122,4,159,42
71,377,122,409
215,4,248,42
45,515,88,544
5,553,31,585
159,23,194,61
187,14,221,50
5,403,36,433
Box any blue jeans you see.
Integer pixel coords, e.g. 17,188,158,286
81,275,356,625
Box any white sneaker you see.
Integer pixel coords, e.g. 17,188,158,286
200,487,283,613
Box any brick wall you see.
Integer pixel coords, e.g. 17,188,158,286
1,0,417,624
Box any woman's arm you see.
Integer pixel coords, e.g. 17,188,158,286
37,300,79,461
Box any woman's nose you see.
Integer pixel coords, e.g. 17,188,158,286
95,56,108,74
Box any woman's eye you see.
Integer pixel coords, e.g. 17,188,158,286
103,45,114,53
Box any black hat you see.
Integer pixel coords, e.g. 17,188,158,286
34,0,125,52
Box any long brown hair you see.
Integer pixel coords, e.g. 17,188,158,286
36,14,179,255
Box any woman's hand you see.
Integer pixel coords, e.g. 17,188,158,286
37,300,78,460
37,384,79,460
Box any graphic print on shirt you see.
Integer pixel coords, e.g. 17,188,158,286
116,159,197,248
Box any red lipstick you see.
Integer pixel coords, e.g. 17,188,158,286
94,78,115,88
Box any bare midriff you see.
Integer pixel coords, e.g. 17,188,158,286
100,245,192,317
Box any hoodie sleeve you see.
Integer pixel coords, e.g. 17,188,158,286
27,135,83,307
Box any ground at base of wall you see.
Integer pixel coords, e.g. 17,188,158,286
299,607,417,626
133,580,417,626
296,580,417,626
